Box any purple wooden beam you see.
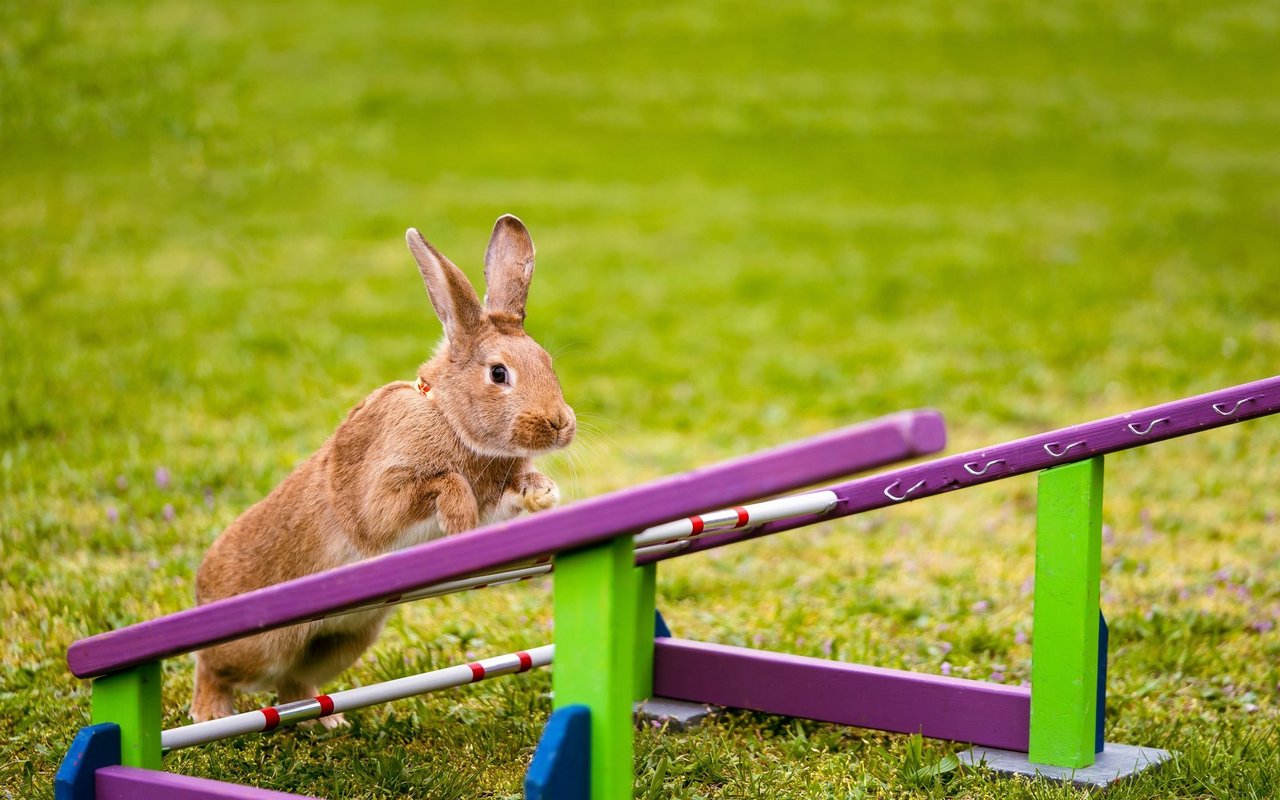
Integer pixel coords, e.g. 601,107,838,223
95,766,314,799
69,411,945,679
643,375,1280,562
653,638,1031,751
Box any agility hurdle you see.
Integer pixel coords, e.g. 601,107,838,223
59,411,944,799
58,378,1279,798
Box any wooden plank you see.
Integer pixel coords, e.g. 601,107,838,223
653,638,1031,751
650,376,1280,563
68,410,944,679
1029,459,1103,768
95,766,315,799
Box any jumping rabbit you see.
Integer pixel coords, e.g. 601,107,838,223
191,215,575,726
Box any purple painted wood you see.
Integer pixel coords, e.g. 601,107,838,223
69,411,945,679
95,766,315,799
644,376,1280,562
653,638,1031,751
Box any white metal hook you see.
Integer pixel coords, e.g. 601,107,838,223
1126,418,1169,436
883,479,925,502
1043,440,1086,458
963,459,1006,476
1212,397,1255,417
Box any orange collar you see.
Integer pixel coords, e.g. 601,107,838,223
413,377,431,397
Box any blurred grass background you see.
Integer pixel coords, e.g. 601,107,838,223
2,1,1278,797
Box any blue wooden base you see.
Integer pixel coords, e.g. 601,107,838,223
1096,611,1109,754
56,723,122,800
525,705,590,800
655,609,672,638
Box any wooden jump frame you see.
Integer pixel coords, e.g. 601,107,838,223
56,378,1279,799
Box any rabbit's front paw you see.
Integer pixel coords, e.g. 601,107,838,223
518,473,560,513
314,712,349,731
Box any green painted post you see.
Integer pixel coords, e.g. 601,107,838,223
554,537,638,800
91,661,162,770
633,562,658,701
1029,457,1104,768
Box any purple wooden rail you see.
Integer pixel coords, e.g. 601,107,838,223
653,638,1030,750
96,766,314,799
68,411,945,679
640,375,1280,563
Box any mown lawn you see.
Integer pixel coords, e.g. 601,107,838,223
2,1,1279,797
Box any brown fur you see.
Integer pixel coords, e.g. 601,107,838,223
191,216,574,725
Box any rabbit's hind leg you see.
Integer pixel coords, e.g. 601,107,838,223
277,677,348,730
191,655,237,722
281,618,387,729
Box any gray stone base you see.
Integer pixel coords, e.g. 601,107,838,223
958,742,1173,789
633,697,718,731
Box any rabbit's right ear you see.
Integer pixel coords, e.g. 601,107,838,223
406,228,484,344
483,214,535,323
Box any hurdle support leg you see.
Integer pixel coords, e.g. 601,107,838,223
91,661,162,771
633,562,658,701
1029,457,1104,768
631,563,714,732
961,457,1170,787
550,537,637,800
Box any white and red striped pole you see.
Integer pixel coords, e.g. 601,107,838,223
162,645,555,751
631,490,838,554
338,491,840,619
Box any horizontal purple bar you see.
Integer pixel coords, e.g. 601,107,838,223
648,376,1280,562
653,638,1030,751
96,766,315,799
69,411,945,679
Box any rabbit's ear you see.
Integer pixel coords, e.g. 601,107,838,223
483,214,535,323
406,228,484,343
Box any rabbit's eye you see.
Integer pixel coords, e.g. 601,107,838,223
490,364,509,385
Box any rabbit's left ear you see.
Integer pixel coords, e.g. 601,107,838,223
483,214,536,323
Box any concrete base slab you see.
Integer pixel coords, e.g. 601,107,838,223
958,742,1173,789
633,697,718,731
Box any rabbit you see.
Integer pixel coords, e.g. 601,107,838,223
190,215,575,726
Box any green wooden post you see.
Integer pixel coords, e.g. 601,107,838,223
1029,457,1104,768
91,661,162,770
554,537,638,800
633,562,658,701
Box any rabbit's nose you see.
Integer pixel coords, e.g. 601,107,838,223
549,408,573,432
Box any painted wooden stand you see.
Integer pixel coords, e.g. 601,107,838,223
959,457,1169,786
90,662,162,771
1029,457,1104,768
552,538,639,800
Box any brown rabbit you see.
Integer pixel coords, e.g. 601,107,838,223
190,215,575,726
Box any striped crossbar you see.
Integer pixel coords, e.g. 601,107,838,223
162,645,555,751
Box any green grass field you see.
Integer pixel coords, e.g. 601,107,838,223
3,1,1279,797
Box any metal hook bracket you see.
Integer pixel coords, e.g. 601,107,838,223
963,459,1006,476
883,479,925,502
1126,417,1169,436
1044,440,1086,458
1212,397,1255,417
